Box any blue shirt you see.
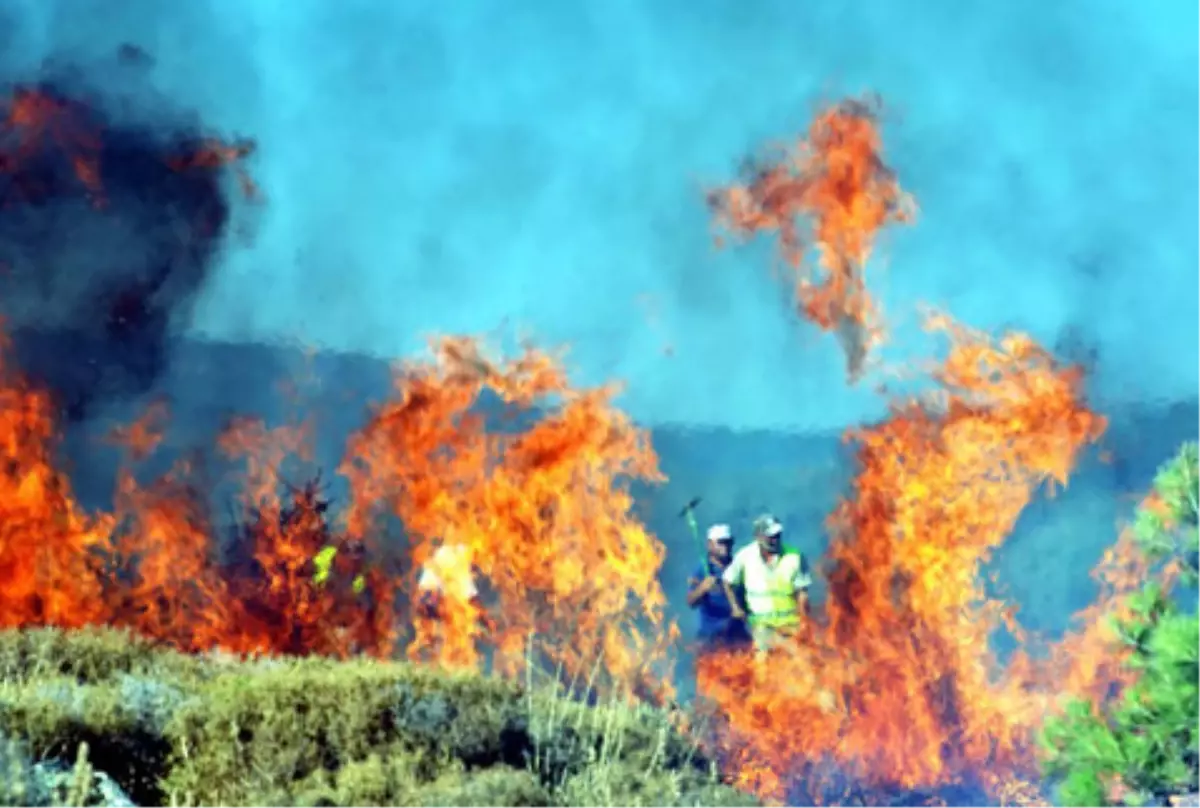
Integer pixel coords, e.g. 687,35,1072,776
690,561,745,642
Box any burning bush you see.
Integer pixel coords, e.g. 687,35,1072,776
0,329,677,700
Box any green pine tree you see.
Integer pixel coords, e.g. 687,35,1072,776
1039,443,1199,807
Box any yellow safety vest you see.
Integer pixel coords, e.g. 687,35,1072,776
312,546,366,594
735,545,808,628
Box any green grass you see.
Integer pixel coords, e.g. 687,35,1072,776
0,626,756,807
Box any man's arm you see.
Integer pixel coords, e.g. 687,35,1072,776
794,554,813,618
686,566,715,608
722,554,746,619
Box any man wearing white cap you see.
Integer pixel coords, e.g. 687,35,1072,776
722,513,813,662
685,522,750,650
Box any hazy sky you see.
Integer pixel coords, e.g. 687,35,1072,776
6,0,1197,431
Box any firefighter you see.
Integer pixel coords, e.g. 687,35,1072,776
686,523,750,650
411,537,490,668
415,538,483,618
312,540,367,595
723,514,837,713
722,514,812,661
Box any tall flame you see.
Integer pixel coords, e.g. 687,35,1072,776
695,314,1110,802
339,337,675,695
0,84,676,698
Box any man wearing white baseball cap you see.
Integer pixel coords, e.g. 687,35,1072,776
685,522,751,650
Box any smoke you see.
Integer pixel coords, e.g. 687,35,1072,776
0,83,253,422
2,0,1194,434
0,51,256,423
3,0,1193,653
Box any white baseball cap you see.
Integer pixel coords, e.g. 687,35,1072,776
706,523,733,542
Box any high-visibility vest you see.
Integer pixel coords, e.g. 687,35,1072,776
734,545,808,628
312,545,366,594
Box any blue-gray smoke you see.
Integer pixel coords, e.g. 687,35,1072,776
4,0,1196,433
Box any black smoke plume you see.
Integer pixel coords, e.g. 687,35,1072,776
0,58,255,421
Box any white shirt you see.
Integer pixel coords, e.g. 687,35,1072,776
417,543,479,601
723,543,812,595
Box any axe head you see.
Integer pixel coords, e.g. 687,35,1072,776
678,497,702,518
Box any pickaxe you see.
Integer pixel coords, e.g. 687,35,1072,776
679,496,705,561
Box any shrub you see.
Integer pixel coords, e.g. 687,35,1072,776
0,626,753,807
1039,443,1200,806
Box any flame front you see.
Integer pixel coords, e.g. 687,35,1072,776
0,327,674,695
0,83,1182,806
695,315,1114,801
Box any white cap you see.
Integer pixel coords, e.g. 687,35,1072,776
706,523,733,542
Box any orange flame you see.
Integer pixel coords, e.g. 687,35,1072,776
1012,490,1186,724
0,325,675,697
696,314,1108,802
339,337,676,696
167,138,260,200
0,328,113,628
1,85,257,211
708,97,915,381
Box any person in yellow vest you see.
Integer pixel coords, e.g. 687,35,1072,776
312,539,368,596
723,514,840,714
410,537,492,668
415,539,482,617
721,514,812,662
